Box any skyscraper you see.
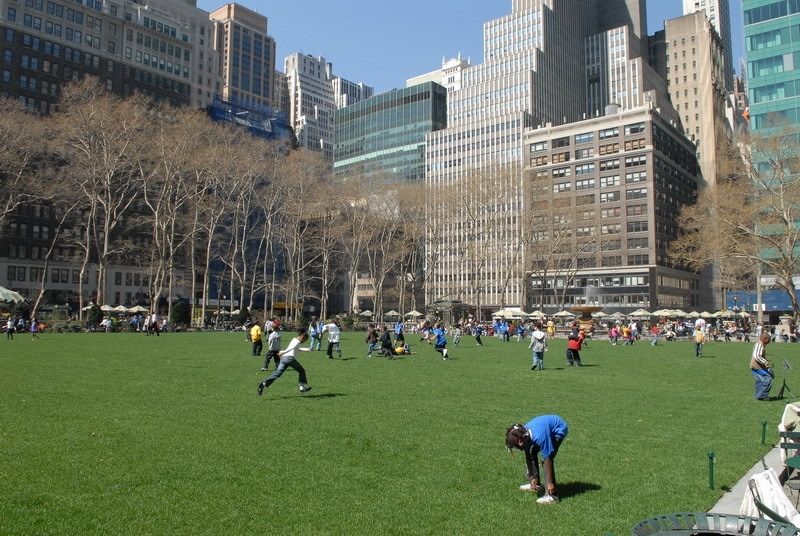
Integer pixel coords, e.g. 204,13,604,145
743,0,800,132
424,0,674,314
210,3,276,109
683,0,734,89
284,53,372,159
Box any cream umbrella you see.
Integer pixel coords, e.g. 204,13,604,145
405,310,423,318
127,305,148,313
0,285,24,303
700,311,715,318
686,311,701,318
360,310,373,317
715,310,736,318
591,311,608,318
385,310,400,317
629,309,651,317
528,310,546,318
100,305,113,312
672,309,689,317
552,311,575,318
112,305,129,313
651,309,674,317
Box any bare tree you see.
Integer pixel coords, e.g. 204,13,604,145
671,126,800,316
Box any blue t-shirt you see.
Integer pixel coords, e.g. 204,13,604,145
395,322,404,335
525,415,568,460
433,328,446,347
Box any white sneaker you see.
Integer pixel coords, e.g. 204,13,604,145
519,483,543,492
299,385,312,393
536,494,559,505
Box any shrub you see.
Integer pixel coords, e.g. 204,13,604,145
170,302,191,327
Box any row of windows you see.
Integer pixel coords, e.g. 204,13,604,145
532,123,646,152
747,23,800,52
744,0,800,25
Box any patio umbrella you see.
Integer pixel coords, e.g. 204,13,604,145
100,305,113,312
0,285,24,303
672,309,689,317
739,311,752,318
651,309,673,317
609,312,626,319
405,310,423,318
127,305,148,313
716,310,736,318
552,311,575,318
385,310,400,317
700,311,716,318
629,309,651,317
230,309,240,315
81,304,96,311
591,311,608,318
492,310,509,318
686,311,701,318
360,310,373,317
112,305,129,313
528,310,546,318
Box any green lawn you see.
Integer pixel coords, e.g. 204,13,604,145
0,331,793,535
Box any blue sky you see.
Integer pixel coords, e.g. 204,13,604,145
197,0,745,93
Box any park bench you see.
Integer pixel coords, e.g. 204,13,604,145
631,512,800,535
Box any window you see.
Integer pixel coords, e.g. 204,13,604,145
575,132,594,144
553,167,570,178
627,221,648,233
576,226,595,237
599,127,619,140
600,159,620,171
601,207,621,218
6,7,16,22
625,171,647,183
625,155,647,167
626,187,648,200
600,191,621,203
553,182,572,193
114,271,122,285
599,143,619,155
628,254,649,266
601,224,622,235
624,139,645,151
575,163,595,175
16,267,26,281
575,178,595,190
530,141,547,152
553,136,570,148
2,49,10,63
600,175,620,188
51,267,60,283
625,122,645,135
575,147,594,159
60,269,68,283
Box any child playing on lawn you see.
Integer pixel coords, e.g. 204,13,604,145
432,322,449,359
506,414,569,505
694,327,705,357
257,328,312,396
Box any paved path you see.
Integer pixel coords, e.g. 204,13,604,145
710,445,783,514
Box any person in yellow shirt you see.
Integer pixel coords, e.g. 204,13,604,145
694,328,705,357
250,323,263,357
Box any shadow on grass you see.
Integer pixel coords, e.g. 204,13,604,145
273,392,348,400
559,481,602,499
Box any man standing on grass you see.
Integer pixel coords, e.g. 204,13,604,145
506,414,569,505
322,319,342,359
250,322,263,357
751,332,774,401
258,328,312,396
6,317,14,340
261,327,281,371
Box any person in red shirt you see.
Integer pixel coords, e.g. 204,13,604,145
566,321,585,367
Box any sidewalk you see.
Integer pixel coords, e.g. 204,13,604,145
710,445,783,514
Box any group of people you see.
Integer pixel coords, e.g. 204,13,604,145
4,316,41,340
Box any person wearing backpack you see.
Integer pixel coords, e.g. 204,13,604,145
528,322,548,370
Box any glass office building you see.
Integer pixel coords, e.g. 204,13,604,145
333,82,447,182
744,0,800,131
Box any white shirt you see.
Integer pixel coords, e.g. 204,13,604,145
322,323,340,343
281,337,308,359
695,318,706,330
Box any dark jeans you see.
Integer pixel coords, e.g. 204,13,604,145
326,341,341,359
262,357,307,388
252,340,263,356
475,334,482,346
566,349,582,366
695,342,703,357
263,350,279,369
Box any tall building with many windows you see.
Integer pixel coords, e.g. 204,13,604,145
650,12,729,186
683,0,734,89
210,3,274,109
406,54,471,92
0,0,218,111
284,52,372,158
333,82,447,183
424,0,680,314
523,95,704,312
743,0,800,132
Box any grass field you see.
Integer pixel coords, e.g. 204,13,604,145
0,331,794,535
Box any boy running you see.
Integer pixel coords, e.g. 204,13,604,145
257,328,312,396
322,319,342,359
432,322,449,359
365,324,378,357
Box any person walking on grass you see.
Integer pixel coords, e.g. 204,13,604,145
365,324,378,357
694,327,705,357
250,322,263,357
394,320,405,346
257,328,312,396
506,415,569,505
473,324,484,346
308,317,323,352
261,327,281,371
452,324,463,347
30,318,40,341
432,322,449,359
322,319,342,359
566,322,585,366
529,322,548,370
6,317,14,340
751,332,774,401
